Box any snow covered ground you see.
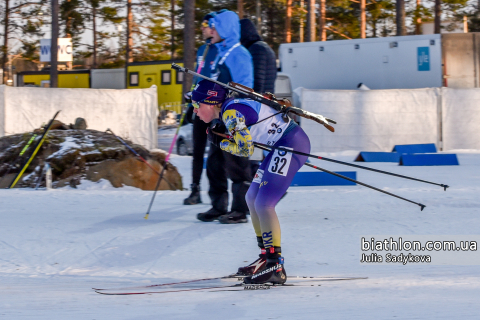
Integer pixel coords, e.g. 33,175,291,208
1,150,480,319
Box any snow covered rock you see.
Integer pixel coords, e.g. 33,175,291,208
0,129,182,190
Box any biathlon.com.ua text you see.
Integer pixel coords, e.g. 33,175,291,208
360,236,479,265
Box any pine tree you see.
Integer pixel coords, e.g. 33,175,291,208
1,0,47,83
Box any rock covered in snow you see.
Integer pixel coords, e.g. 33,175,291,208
0,128,182,190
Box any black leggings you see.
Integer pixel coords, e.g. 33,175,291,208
207,143,252,213
191,115,209,185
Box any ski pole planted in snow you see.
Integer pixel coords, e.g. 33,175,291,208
106,129,176,190
145,109,187,219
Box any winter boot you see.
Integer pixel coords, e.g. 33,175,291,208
183,184,202,205
218,211,248,224
243,247,287,285
197,207,226,222
237,237,267,276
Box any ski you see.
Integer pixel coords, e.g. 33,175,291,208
93,275,367,295
94,282,320,295
8,111,61,189
93,274,243,291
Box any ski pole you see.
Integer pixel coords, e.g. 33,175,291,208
145,109,187,219
254,141,449,191
106,129,176,190
254,143,427,211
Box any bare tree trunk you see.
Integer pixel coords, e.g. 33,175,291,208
238,0,244,19
255,0,261,33
306,0,316,42
51,0,59,88
93,7,97,69
396,0,406,36
125,0,133,88
183,0,195,97
2,0,9,84
318,0,326,41
434,0,441,34
267,2,275,45
171,0,175,59
125,0,133,65
126,0,133,63
285,0,292,43
415,0,422,35
360,0,366,38
299,0,304,42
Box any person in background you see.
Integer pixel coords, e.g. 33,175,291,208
196,10,254,224
183,12,220,205
239,18,278,176
239,18,277,93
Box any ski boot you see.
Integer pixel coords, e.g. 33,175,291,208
237,237,266,276
243,247,286,285
184,183,202,205
197,207,226,222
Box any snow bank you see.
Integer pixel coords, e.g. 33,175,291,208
0,85,158,150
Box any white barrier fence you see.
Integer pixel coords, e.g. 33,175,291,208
298,87,480,152
0,85,158,150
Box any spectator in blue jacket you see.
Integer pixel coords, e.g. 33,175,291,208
209,11,253,87
196,10,255,224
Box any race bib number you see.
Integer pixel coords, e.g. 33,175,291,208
252,169,264,184
268,147,293,177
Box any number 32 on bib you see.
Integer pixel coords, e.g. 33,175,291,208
268,147,293,177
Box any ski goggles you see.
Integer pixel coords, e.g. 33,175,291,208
201,21,210,28
192,101,201,109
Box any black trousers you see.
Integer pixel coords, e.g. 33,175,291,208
191,115,209,186
207,143,251,214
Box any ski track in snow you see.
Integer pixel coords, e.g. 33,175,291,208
1,152,480,319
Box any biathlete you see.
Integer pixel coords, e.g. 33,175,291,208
191,80,311,285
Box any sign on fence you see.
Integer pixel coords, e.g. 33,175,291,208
40,39,73,62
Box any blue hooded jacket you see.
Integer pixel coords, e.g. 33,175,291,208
209,11,253,87
194,39,218,86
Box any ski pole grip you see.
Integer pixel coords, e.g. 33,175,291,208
171,63,182,71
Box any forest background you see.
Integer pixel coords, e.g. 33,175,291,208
1,0,480,72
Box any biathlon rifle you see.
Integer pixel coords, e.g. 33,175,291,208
171,63,336,132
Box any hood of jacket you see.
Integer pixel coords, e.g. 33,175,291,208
240,19,262,48
211,11,241,53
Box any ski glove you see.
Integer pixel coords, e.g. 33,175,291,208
220,109,254,157
207,121,227,147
